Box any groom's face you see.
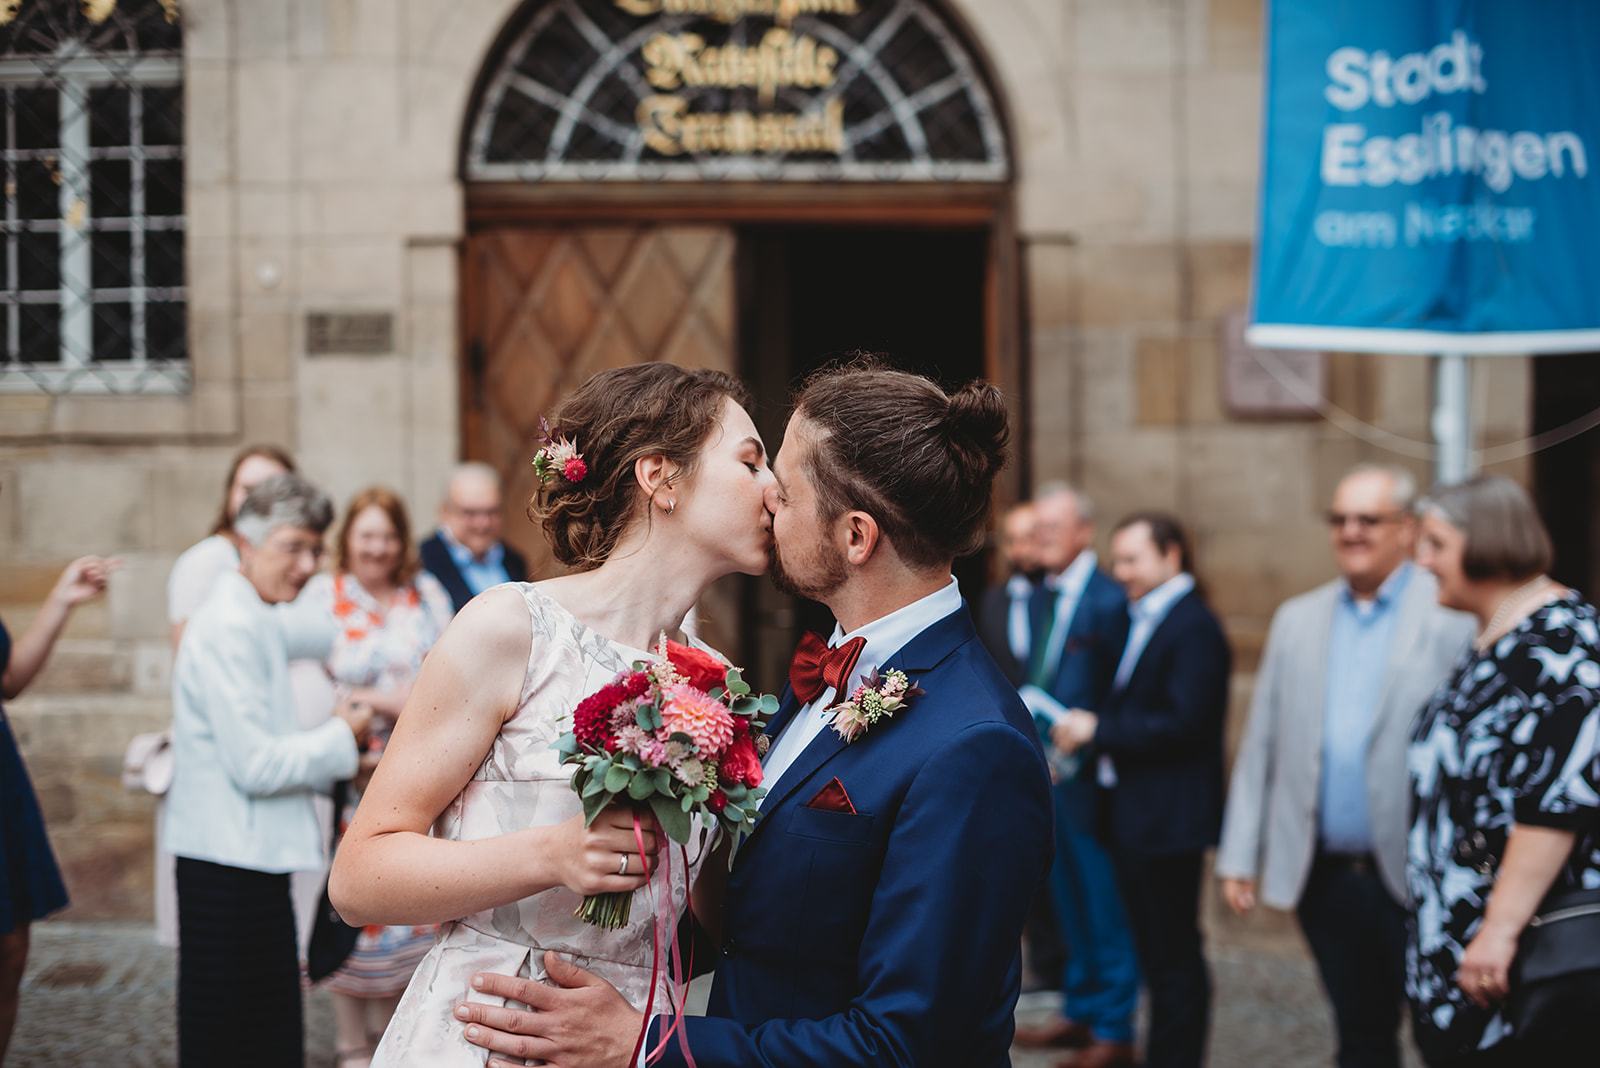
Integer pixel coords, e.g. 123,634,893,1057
765,415,849,601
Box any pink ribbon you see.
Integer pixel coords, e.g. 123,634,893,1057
627,813,697,1068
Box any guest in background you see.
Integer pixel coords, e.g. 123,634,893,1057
163,473,372,1066
0,555,118,1061
300,487,452,1067
977,498,1042,685
419,463,527,613
1217,464,1472,1068
1009,485,1139,1068
157,443,297,949
1406,476,1600,1066
1054,512,1229,1068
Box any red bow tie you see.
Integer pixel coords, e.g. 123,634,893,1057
789,633,867,706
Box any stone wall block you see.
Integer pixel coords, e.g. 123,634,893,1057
1185,178,1258,241
18,464,152,555
298,356,407,507
1074,0,1178,71
184,63,233,186
1182,328,1229,425
0,465,16,550
1182,72,1260,180
50,396,193,439
1198,522,1335,621
238,188,294,239
188,309,239,389
235,63,294,184
182,0,231,62
1079,429,1181,518
188,383,241,438
109,554,179,642
0,394,51,440
297,239,404,299
1136,335,1184,426
133,640,174,696
150,463,224,554
1024,241,1076,330
407,242,459,304
28,641,132,694
1182,426,1315,526
1186,242,1253,321
1072,244,1181,326
1374,352,1433,443
297,66,399,183
185,185,234,242
236,0,293,60
240,386,297,452
1207,0,1265,71
239,309,295,383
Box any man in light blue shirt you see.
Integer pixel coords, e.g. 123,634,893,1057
419,463,528,612
1216,465,1474,1068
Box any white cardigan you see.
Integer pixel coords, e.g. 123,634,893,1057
162,569,358,874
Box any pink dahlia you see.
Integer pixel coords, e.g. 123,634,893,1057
660,683,735,756
562,457,587,482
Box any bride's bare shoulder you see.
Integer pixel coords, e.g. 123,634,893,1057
430,585,534,667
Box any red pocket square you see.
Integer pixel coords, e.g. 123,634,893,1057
805,777,857,814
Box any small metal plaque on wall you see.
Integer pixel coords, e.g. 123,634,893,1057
1221,307,1325,418
306,312,394,355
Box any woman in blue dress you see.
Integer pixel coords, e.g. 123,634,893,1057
0,554,118,1060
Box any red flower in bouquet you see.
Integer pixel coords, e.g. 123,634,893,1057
665,640,728,692
572,671,649,749
719,732,763,789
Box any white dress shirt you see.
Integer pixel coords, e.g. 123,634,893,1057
163,569,359,873
759,578,965,807
1112,571,1196,691
1005,573,1033,662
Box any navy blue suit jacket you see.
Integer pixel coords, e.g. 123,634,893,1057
1042,569,1129,715
651,605,1054,1068
1095,590,1230,856
417,533,527,614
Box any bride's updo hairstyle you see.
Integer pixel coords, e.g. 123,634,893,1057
792,358,1010,568
530,363,750,571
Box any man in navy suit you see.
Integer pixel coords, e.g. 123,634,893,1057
418,463,528,613
1006,485,1139,1067
457,364,1055,1068
1053,512,1230,1068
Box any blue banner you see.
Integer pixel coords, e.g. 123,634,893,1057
1249,0,1600,354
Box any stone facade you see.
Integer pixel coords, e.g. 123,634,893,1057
0,0,1533,921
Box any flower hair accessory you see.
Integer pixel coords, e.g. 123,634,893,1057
826,668,924,743
531,415,587,485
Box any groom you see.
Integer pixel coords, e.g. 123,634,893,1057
456,363,1055,1067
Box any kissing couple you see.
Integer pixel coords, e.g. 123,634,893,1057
329,359,1054,1067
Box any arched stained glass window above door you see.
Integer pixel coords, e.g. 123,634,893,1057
465,0,1009,183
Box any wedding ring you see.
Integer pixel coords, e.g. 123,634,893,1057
618,854,629,876
1478,976,1491,988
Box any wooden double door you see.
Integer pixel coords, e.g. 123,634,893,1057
460,217,1002,678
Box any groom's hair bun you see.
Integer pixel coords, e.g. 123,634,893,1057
793,356,1010,569
530,363,750,571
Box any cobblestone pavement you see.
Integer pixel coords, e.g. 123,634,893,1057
17,921,1423,1067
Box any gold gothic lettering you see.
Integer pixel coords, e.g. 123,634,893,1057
642,29,837,106
638,94,845,156
615,0,860,29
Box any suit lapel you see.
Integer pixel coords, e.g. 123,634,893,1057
744,606,977,848
1368,569,1430,747
1301,584,1337,757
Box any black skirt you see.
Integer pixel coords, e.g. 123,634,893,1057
176,857,303,1067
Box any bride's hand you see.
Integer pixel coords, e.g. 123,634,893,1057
549,804,660,898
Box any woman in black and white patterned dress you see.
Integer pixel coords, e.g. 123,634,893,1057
1407,476,1600,1066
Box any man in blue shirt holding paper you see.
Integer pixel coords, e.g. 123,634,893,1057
1007,484,1140,1068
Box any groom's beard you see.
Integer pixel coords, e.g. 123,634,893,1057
769,535,848,601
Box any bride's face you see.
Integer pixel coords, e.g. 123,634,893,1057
673,397,775,577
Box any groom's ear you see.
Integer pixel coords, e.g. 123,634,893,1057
840,510,881,566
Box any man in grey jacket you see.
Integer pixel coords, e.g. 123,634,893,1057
1216,464,1473,1068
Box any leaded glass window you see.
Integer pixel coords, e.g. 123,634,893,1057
466,0,1009,183
0,0,184,395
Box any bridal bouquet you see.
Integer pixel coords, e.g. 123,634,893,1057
554,637,778,928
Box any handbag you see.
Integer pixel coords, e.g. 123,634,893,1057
307,781,360,982
1508,885,1600,1044
121,729,175,795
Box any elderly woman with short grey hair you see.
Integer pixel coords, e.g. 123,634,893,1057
1407,475,1600,1066
163,473,374,1066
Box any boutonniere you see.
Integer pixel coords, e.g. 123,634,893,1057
826,668,926,743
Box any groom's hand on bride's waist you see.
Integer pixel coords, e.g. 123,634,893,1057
457,950,640,1068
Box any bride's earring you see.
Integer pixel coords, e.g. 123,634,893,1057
665,500,676,515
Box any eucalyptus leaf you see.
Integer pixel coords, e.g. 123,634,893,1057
581,774,608,798
604,764,632,794
731,696,758,715
650,795,692,844
582,789,607,826
691,784,710,803
680,793,695,813
554,733,580,757
759,694,780,715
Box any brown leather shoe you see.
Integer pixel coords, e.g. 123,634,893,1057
1013,1017,1094,1049
1055,1040,1138,1068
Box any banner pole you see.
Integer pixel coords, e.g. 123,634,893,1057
1431,353,1473,485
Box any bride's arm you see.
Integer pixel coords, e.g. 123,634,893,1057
329,588,656,926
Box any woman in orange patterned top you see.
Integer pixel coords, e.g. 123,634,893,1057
300,486,453,1067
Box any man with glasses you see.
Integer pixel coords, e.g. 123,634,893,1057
1216,464,1473,1068
420,463,528,613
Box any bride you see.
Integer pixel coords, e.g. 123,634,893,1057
330,363,774,1065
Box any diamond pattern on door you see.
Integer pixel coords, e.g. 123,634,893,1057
461,224,740,647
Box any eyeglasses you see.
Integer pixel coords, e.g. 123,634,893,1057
1325,511,1407,530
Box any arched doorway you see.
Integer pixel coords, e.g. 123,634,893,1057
458,0,1016,679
